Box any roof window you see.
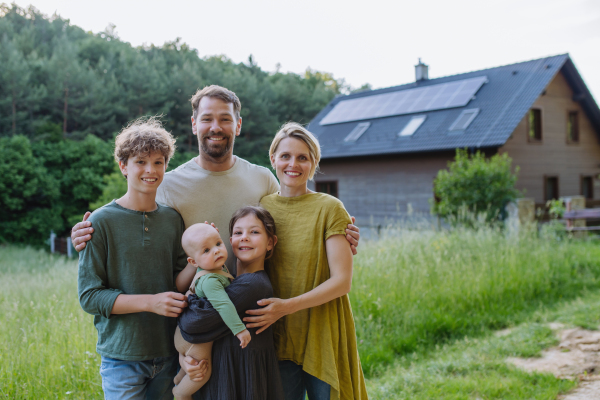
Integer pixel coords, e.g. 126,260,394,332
449,108,479,131
344,122,370,142
399,115,426,137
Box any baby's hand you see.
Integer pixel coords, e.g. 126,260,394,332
236,329,251,348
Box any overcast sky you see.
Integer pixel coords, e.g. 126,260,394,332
20,0,600,100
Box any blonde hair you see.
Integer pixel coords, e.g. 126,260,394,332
269,122,321,180
114,117,176,165
190,85,241,121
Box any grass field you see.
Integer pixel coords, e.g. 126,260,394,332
366,290,600,399
1,228,599,399
0,246,102,399
350,227,600,376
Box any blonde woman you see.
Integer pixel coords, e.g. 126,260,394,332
245,123,368,400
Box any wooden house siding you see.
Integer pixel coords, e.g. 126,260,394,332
498,72,600,202
309,152,454,226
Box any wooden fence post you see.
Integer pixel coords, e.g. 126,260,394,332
566,196,586,237
50,230,56,253
67,237,73,258
517,198,535,226
506,198,535,236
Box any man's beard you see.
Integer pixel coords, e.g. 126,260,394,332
200,134,232,159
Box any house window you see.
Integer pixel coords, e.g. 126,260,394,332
582,176,593,199
528,109,542,142
398,115,426,137
449,108,479,131
344,122,370,142
316,181,338,198
567,111,579,143
544,176,559,201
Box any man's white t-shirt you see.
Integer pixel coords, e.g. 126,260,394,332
156,156,279,273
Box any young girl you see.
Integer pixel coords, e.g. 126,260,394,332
176,206,284,400
246,122,368,400
172,223,251,400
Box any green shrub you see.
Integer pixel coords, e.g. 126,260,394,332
432,149,520,225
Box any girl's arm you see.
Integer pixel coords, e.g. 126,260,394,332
243,234,353,334
175,263,197,293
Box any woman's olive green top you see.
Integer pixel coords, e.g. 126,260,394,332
261,192,368,400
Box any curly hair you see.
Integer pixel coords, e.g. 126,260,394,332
114,117,176,165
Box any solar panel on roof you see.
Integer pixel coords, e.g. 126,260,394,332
319,76,488,125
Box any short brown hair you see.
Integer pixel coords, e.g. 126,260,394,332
269,122,321,180
229,206,277,259
190,85,241,121
114,117,176,165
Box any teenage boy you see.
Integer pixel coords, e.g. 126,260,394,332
78,118,189,400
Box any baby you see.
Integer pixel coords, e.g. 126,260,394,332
172,223,250,400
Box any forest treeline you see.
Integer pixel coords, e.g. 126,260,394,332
0,3,362,245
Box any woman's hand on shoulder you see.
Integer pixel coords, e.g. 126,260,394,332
243,297,296,334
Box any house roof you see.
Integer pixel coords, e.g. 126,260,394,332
308,54,600,160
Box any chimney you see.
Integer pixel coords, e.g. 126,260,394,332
415,58,429,81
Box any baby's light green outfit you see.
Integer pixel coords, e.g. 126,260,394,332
193,271,246,335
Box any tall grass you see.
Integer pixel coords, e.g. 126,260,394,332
1,228,599,397
350,227,600,375
0,246,102,399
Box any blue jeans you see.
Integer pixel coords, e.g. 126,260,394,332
100,355,178,400
279,360,330,400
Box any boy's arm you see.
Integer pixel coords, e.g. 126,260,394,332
201,276,247,335
111,292,187,317
78,220,187,318
78,225,120,318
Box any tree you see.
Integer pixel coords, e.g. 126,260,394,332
0,35,30,135
432,149,520,224
32,134,114,233
0,135,61,244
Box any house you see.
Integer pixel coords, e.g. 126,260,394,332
307,54,600,227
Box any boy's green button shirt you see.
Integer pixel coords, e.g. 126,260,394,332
78,201,188,361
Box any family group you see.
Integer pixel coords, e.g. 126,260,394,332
73,85,368,400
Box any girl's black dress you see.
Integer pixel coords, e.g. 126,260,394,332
178,270,284,400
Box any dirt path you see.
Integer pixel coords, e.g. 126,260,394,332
507,324,600,399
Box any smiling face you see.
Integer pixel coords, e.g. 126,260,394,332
186,226,228,271
270,137,314,196
230,214,275,267
118,151,166,196
191,96,242,160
